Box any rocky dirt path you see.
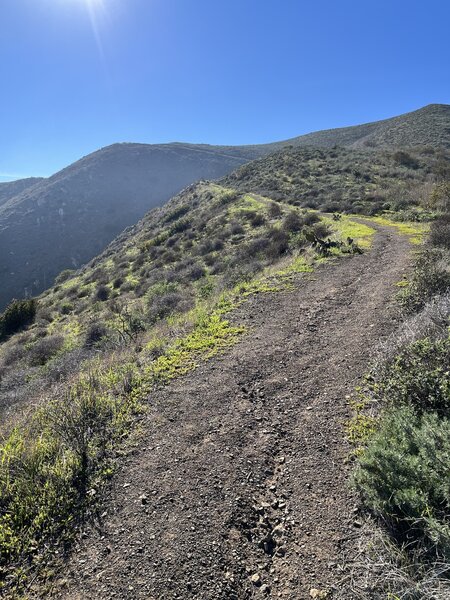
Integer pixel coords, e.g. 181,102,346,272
55,225,412,600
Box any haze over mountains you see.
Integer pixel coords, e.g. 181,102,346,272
0,103,449,310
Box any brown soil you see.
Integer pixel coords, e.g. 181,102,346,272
53,225,412,599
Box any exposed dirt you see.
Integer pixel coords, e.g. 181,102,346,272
53,225,412,599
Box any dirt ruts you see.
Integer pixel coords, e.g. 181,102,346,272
51,225,412,599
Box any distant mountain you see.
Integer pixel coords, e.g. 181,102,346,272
0,177,43,208
0,103,448,310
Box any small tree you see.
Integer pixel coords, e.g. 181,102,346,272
0,298,37,340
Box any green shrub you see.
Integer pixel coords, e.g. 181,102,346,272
145,281,178,307
354,406,450,556
429,182,450,212
29,335,64,366
95,285,110,302
373,336,450,415
399,248,450,312
0,368,139,593
147,292,189,324
0,299,37,341
393,150,419,169
268,201,282,218
60,301,74,315
429,213,450,249
282,211,303,233
84,323,108,348
54,269,75,285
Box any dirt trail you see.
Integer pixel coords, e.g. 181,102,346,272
55,225,412,600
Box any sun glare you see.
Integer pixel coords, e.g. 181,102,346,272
81,0,107,60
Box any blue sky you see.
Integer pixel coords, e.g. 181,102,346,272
1,0,449,181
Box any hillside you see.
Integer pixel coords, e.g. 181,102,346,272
0,143,257,310
0,104,448,311
224,144,450,214
0,177,43,207
283,103,450,150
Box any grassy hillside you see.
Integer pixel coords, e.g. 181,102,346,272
224,144,450,215
0,128,447,594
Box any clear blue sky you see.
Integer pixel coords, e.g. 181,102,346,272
1,0,449,181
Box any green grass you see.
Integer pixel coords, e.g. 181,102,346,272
365,215,429,244
326,215,376,249
144,311,245,384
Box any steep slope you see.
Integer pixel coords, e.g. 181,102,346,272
224,144,450,213
0,143,257,310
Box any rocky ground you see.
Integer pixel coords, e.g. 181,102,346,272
51,225,412,599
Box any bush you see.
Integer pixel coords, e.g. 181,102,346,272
246,211,267,227
222,260,263,288
354,406,450,556
95,285,110,302
268,202,282,218
312,222,331,240
302,211,320,226
168,218,190,235
145,281,178,306
186,264,206,281
228,221,244,236
112,277,124,289
244,236,270,258
429,213,450,249
400,249,450,312
147,292,189,323
266,228,289,260
54,269,75,285
0,367,139,592
29,335,64,366
2,343,26,366
60,302,74,315
393,151,419,169
85,323,108,348
373,336,450,415
282,211,303,233
0,299,37,341
429,182,450,212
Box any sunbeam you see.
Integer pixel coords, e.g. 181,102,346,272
84,0,107,60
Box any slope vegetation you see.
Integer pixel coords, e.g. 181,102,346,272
53,223,415,600
225,144,450,215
